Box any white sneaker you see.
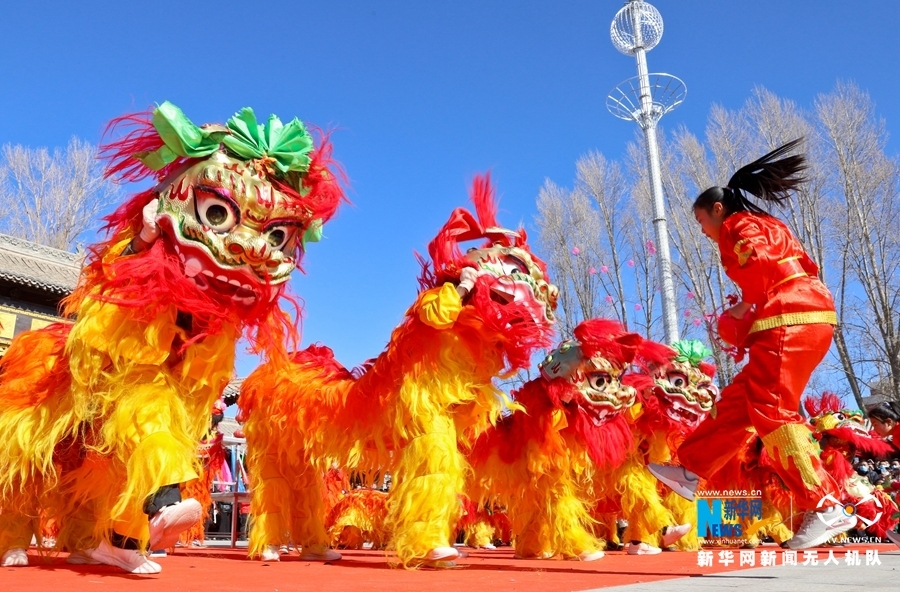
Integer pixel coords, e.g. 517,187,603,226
299,549,342,561
261,545,281,561
578,549,605,561
662,523,692,547
483,543,497,550
647,464,699,501
626,542,662,555
1,548,28,567
66,550,101,565
785,506,857,550
425,546,459,561
88,540,162,574
148,499,202,550
885,529,900,549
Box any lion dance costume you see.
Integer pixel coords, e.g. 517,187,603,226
469,319,643,561
0,102,343,573
239,175,559,567
804,393,898,539
596,340,717,555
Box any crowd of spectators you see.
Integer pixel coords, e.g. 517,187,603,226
851,457,900,498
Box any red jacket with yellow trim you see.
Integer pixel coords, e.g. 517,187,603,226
717,212,834,318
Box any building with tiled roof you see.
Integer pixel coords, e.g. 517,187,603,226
0,233,83,355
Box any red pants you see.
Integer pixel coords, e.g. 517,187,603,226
678,323,840,511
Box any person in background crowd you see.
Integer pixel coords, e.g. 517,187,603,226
867,400,900,547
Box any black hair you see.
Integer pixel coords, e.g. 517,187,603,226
868,400,900,423
693,138,807,216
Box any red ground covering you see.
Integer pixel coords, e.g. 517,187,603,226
1,544,893,592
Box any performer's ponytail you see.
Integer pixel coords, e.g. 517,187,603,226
693,138,807,216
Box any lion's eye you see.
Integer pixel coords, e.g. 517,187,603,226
264,226,293,250
667,372,688,388
588,373,611,390
195,187,239,233
500,255,529,276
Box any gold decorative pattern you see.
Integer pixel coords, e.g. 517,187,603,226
761,423,823,489
734,238,753,266
748,311,837,334
0,311,15,340
771,272,808,289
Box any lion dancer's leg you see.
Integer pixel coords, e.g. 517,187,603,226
0,326,76,567
463,509,496,549
663,491,699,551
619,456,677,555
59,496,103,565
544,472,605,560
287,461,339,561
510,494,551,559
387,412,464,566
511,468,603,560
85,376,203,574
0,495,39,567
748,327,842,510
247,453,293,561
745,499,793,546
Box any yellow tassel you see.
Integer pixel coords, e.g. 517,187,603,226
465,521,495,548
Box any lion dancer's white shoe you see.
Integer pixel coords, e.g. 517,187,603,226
261,545,281,561
66,550,101,565
86,540,162,574
422,546,460,566
626,542,662,555
577,549,605,561
148,498,203,550
1,548,28,566
298,548,342,561
662,523,692,547
82,497,201,574
425,546,459,562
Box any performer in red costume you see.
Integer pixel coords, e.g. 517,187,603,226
650,139,854,549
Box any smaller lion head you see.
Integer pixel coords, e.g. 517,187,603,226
538,319,642,426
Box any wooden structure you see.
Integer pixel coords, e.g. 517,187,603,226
0,233,82,356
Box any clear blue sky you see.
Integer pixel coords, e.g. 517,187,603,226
2,1,899,381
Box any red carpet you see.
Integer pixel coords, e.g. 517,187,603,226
2,544,893,592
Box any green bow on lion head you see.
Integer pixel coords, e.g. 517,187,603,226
137,101,314,176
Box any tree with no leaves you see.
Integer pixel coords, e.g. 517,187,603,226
815,81,900,405
535,82,900,406
0,137,118,251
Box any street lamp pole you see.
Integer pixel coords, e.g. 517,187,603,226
607,0,685,344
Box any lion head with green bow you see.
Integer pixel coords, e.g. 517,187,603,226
642,339,718,428
99,102,345,309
